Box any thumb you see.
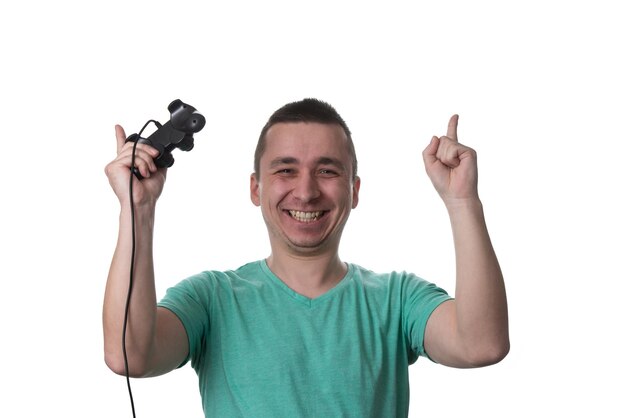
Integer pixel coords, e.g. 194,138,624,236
422,136,440,165
115,124,127,154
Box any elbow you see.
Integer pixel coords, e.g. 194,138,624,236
104,350,149,378
104,353,127,376
466,337,510,368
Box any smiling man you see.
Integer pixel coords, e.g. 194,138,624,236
250,119,360,298
103,98,509,417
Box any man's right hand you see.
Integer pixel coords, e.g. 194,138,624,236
103,124,188,378
105,125,167,207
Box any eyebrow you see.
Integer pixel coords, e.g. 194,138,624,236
269,156,346,171
316,157,346,171
269,157,298,168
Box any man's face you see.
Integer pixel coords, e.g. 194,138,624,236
250,122,360,256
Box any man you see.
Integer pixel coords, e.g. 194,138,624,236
103,98,509,417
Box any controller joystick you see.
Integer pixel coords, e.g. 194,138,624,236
126,99,205,178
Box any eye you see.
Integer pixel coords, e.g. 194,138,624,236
275,168,294,175
319,169,339,177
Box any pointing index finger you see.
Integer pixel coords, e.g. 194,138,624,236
446,114,459,141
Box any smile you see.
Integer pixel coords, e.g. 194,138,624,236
288,210,325,223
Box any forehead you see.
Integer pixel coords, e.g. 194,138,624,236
262,122,350,164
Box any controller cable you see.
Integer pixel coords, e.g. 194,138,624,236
124,119,161,418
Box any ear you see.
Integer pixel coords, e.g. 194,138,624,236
351,176,361,209
250,173,261,206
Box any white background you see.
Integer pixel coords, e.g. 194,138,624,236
1,1,624,416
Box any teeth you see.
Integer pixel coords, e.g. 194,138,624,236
289,210,323,222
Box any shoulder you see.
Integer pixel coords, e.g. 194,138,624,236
162,260,266,298
348,264,436,291
347,263,450,307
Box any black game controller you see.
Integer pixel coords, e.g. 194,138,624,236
126,99,206,177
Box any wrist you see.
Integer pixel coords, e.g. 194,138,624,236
444,196,483,214
119,202,156,225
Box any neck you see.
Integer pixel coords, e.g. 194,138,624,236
266,251,347,299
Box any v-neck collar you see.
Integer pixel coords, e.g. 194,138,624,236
259,259,354,308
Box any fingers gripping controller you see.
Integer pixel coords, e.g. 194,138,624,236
125,99,206,177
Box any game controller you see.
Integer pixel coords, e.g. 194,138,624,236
126,99,206,177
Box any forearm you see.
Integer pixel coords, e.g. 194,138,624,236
103,204,158,376
447,198,509,362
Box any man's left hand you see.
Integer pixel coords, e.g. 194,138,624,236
422,114,479,205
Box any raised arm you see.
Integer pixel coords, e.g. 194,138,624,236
421,115,509,368
103,125,188,377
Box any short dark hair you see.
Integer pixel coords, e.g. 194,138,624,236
254,98,358,180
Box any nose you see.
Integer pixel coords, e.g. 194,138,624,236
292,173,320,202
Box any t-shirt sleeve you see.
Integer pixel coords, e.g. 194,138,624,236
401,273,452,363
157,272,213,369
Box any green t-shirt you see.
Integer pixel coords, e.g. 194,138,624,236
158,260,451,418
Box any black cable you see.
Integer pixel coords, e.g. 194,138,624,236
125,139,139,418
123,120,161,418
